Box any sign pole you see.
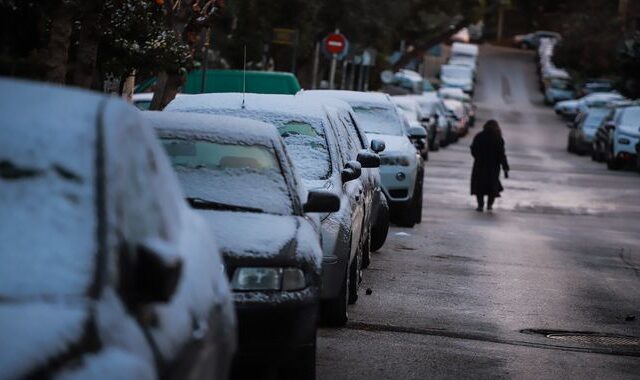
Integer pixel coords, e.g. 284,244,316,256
311,42,320,89
329,53,337,89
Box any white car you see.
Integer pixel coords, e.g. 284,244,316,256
391,95,430,159
0,79,236,380
609,105,640,169
307,91,426,227
440,64,474,94
555,92,624,120
165,93,379,326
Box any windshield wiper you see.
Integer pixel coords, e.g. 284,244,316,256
185,197,263,213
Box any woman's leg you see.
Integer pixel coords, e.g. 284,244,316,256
476,195,484,211
487,195,495,210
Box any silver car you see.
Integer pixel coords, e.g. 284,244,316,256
165,93,379,326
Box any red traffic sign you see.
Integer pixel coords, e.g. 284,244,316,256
324,33,347,55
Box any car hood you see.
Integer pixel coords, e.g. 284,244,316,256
197,210,303,262
365,133,414,154
617,124,640,137
0,300,90,379
555,100,578,110
441,77,471,86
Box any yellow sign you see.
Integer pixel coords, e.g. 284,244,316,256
272,28,298,45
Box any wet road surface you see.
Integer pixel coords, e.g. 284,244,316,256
317,45,640,379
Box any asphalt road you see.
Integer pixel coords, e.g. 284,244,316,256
317,45,640,379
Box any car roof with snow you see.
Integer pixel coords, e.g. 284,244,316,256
0,79,114,300
144,110,282,147
166,92,327,120
302,90,393,106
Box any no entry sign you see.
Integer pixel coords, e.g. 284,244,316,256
324,32,348,56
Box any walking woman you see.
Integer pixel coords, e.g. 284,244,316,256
471,120,509,212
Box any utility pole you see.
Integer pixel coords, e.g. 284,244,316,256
200,28,211,93
496,4,504,42
311,42,320,89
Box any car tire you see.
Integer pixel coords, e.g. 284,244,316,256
591,145,598,161
414,176,423,224
394,202,416,228
431,137,440,152
370,198,389,252
361,231,371,269
567,137,574,153
283,335,316,380
606,147,621,170
348,253,360,305
320,265,348,327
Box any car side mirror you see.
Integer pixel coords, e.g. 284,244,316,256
370,139,386,153
357,151,380,168
303,190,340,213
408,126,427,139
341,160,362,183
134,239,182,304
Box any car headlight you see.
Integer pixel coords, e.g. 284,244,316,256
231,267,306,291
380,155,411,166
618,137,631,145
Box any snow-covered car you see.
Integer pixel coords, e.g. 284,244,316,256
0,79,236,380
165,93,377,326
450,42,479,62
147,112,338,376
544,77,576,105
443,98,469,137
132,92,154,110
298,91,390,257
310,91,426,227
579,79,615,97
439,64,474,94
438,88,476,126
513,30,561,49
604,105,640,170
567,107,609,154
391,95,431,158
555,92,624,120
410,92,452,148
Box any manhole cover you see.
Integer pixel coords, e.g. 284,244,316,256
522,329,640,347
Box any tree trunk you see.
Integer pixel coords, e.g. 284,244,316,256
150,71,185,110
44,1,75,84
72,1,104,89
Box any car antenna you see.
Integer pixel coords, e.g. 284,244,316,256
241,44,247,109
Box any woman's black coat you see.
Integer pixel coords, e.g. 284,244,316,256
470,130,509,196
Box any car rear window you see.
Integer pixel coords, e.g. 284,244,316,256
352,104,405,136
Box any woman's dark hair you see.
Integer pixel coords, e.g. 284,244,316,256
483,119,502,139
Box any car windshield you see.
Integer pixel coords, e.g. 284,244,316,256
351,103,405,136
550,79,573,90
441,66,471,78
619,107,640,126
418,101,437,115
193,109,331,181
583,109,608,130
161,138,294,215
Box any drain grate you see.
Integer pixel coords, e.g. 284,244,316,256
522,329,640,347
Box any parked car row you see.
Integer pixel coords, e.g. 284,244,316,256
558,90,640,173
4,74,463,378
439,42,479,96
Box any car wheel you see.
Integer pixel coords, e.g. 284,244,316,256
591,144,598,161
635,154,640,173
567,137,574,153
320,264,348,327
414,177,423,224
283,334,316,380
361,231,371,269
394,202,416,228
348,253,360,305
432,138,440,152
370,198,389,252
606,147,621,170
520,42,528,50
